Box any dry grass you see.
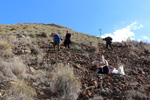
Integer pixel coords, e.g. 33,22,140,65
49,63,81,100
90,42,99,53
124,90,147,100
6,79,36,100
0,39,12,58
0,40,11,50
70,45,82,51
0,23,104,45
0,58,27,82
0,58,36,100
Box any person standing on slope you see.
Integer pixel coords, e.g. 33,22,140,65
64,30,71,48
103,36,113,50
51,33,62,51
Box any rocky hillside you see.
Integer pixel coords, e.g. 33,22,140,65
0,23,103,44
0,23,150,100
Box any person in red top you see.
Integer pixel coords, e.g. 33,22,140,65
64,30,71,48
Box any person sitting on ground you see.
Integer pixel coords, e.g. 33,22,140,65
64,30,71,48
51,33,61,51
103,36,113,50
95,55,110,74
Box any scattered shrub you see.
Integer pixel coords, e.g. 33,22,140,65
28,34,37,38
6,79,36,100
124,90,147,100
50,63,81,99
0,58,27,82
0,40,12,58
39,32,47,37
0,40,11,50
90,42,99,53
70,45,82,51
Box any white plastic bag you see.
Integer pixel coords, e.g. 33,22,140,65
111,65,125,75
111,68,118,74
118,65,125,75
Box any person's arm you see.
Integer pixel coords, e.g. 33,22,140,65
96,62,104,68
97,61,108,68
96,62,100,68
53,36,55,42
105,60,108,66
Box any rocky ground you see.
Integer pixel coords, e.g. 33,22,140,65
0,24,150,100
36,41,150,100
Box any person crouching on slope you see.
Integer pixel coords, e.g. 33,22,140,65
95,55,110,74
64,30,71,48
51,33,62,51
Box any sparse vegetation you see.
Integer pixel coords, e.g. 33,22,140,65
6,79,36,100
0,40,12,58
124,90,147,100
50,63,81,99
0,58,27,81
0,23,150,100
0,23,102,44
90,42,99,53
70,45,82,51
0,40,11,50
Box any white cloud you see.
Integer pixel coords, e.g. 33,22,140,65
143,36,148,40
101,21,143,42
138,39,141,42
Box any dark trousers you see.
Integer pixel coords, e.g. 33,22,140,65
106,43,113,50
64,39,71,48
98,66,109,74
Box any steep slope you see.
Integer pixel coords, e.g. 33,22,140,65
0,23,150,100
0,23,104,44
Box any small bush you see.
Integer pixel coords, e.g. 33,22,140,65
28,34,37,38
90,42,99,53
50,63,81,99
70,45,82,51
124,90,147,100
39,32,47,37
0,40,12,58
0,58,27,82
0,40,11,50
6,79,36,100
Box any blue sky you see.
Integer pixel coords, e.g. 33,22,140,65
0,0,150,42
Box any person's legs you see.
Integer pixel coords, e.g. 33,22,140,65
95,68,99,73
53,42,56,50
103,66,110,74
67,40,70,48
57,42,60,51
109,43,113,50
106,43,108,49
99,68,103,73
95,68,103,73
64,40,67,47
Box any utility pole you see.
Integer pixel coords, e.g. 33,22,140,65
99,28,102,44
99,28,102,37
98,28,102,53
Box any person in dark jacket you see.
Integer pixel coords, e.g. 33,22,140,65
51,33,61,51
64,30,71,48
103,36,113,50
